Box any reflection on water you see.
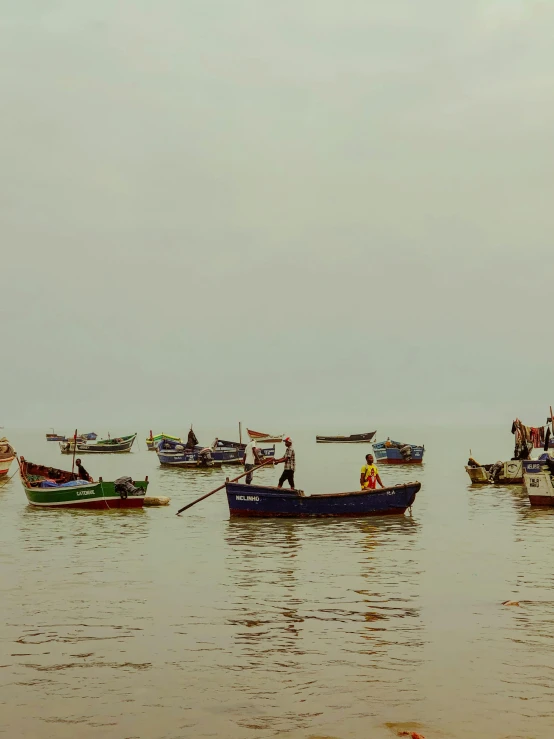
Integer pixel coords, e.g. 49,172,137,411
2,428,554,738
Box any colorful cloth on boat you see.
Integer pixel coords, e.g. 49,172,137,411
284,446,295,471
360,464,379,489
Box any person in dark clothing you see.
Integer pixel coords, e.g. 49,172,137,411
274,437,295,489
75,458,93,482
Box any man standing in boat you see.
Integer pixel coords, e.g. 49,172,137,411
243,438,262,484
360,453,385,490
75,458,93,483
274,437,296,489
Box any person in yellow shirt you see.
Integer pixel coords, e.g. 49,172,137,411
360,454,385,490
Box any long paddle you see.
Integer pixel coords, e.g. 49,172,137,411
175,459,272,515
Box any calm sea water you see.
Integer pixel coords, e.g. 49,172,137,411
1,426,553,739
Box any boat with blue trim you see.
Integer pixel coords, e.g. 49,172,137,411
225,480,420,517
157,437,275,468
372,439,424,465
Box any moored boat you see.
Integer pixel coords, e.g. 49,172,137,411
60,433,137,454
465,459,523,485
0,438,16,477
372,439,424,464
212,438,275,464
46,429,66,441
316,431,376,444
225,480,420,517
18,457,148,509
157,442,223,468
523,458,554,505
247,428,284,443
146,431,182,450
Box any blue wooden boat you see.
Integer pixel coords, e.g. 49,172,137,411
212,439,275,464
225,481,420,517
372,439,425,465
157,447,223,467
158,438,275,468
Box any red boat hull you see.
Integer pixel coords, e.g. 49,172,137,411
528,495,554,506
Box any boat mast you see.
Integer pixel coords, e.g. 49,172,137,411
71,429,78,478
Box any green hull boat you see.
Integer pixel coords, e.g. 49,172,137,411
60,433,137,454
19,458,148,509
146,431,182,451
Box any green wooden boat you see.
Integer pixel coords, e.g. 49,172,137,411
60,433,137,454
146,431,182,451
19,457,148,509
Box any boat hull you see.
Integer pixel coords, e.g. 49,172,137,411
372,441,424,464
316,431,376,443
60,435,136,454
0,456,15,476
225,481,420,518
22,480,148,508
247,429,284,443
523,460,554,505
0,439,16,476
465,461,523,485
157,445,274,467
146,433,182,451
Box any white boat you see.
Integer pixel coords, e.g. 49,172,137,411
0,438,16,477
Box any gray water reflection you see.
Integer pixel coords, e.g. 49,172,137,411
3,428,554,738
220,516,424,735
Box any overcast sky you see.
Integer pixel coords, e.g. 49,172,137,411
2,0,553,429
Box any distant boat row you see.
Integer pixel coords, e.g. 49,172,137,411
464,410,554,507
47,430,98,442
315,430,425,465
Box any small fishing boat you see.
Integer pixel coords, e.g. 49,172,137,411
18,457,148,509
60,434,137,454
212,438,276,464
247,428,284,443
316,431,376,444
225,480,420,517
157,443,223,468
0,438,16,477
465,458,523,485
372,439,424,464
46,429,66,441
146,431,182,451
522,458,554,505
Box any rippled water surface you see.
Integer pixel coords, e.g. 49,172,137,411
1,427,554,739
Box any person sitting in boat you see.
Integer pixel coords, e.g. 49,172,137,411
360,454,385,490
75,458,93,482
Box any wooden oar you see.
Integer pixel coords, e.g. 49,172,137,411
175,460,272,515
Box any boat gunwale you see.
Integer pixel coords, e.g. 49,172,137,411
226,481,421,499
